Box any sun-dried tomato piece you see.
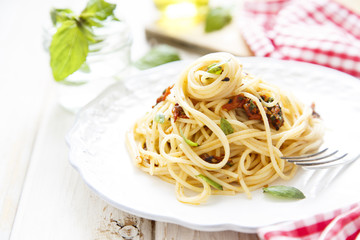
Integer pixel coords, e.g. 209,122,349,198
172,103,189,122
243,99,262,120
261,95,275,103
153,85,173,107
223,94,285,130
222,93,287,130
200,154,223,164
265,103,284,130
222,94,246,111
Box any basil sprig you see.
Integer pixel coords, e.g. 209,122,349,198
50,0,118,82
263,185,306,199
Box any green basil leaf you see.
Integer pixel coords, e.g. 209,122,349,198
49,0,120,83
82,17,104,28
80,24,98,44
80,0,117,22
50,8,75,26
206,59,230,75
79,62,91,73
207,63,222,75
134,45,181,70
220,118,234,135
263,185,306,199
180,129,199,147
197,174,223,190
205,7,232,33
154,113,165,124
50,20,89,81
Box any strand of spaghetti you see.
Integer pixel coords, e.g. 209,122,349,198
194,130,266,156
200,169,242,192
159,134,202,165
237,163,252,198
175,163,212,204
238,149,256,175
167,163,203,193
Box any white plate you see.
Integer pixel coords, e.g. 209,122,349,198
66,58,360,233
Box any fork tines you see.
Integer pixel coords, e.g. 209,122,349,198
280,148,349,167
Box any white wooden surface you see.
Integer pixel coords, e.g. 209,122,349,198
2,0,359,239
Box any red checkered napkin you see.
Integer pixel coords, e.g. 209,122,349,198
257,202,360,240
239,0,360,78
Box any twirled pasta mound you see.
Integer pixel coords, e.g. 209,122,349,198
126,52,324,204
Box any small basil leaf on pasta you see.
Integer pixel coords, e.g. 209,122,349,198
197,174,223,190
154,113,165,124
263,185,305,199
207,63,223,75
180,129,199,147
220,118,234,135
206,59,231,75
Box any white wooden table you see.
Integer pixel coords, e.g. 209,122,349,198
0,0,258,239
1,0,359,239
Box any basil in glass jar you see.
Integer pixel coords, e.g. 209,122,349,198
43,0,132,113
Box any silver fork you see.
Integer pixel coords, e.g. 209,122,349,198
281,148,359,168
281,149,360,197
294,164,349,198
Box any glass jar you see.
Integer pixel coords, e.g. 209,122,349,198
43,19,132,113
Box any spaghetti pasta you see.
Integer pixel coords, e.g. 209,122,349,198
126,52,324,204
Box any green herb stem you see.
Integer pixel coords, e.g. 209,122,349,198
180,129,199,147
197,174,223,190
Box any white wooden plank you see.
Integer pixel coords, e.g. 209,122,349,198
0,0,54,238
154,223,258,240
9,96,153,240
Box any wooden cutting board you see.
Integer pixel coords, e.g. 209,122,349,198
145,18,253,57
